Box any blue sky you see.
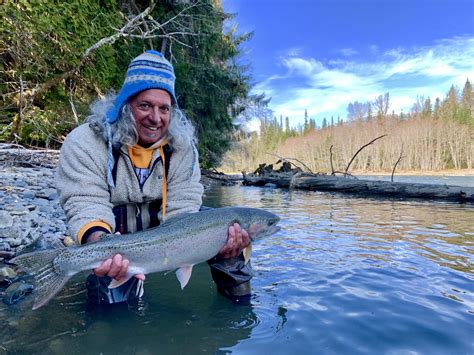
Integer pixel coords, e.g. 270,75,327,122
222,0,474,127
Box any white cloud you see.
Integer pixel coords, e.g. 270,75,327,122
252,36,474,126
282,57,324,76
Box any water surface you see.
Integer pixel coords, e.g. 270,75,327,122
1,183,473,354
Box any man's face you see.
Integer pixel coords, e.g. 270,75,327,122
130,89,172,146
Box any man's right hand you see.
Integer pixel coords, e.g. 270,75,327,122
87,231,145,281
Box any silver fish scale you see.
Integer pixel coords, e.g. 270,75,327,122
11,207,280,309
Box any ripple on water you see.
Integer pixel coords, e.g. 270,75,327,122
1,184,473,354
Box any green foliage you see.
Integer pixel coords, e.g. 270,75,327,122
162,2,250,167
0,0,251,168
1,0,125,145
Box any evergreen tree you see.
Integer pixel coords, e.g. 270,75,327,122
303,109,309,133
460,79,473,125
322,117,328,129
422,97,432,118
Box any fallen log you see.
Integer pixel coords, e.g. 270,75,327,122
290,172,474,203
242,172,294,188
0,144,59,168
201,169,241,186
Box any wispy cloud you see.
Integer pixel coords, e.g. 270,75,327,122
339,48,358,57
253,37,474,126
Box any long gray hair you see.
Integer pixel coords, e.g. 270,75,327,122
87,94,196,150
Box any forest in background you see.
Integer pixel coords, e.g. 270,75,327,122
0,0,250,168
222,81,474,173
1,1,473,173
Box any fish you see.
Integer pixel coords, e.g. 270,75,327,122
10,207,281,310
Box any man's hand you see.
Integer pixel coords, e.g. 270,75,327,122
218,223,250,259
87,231,145,281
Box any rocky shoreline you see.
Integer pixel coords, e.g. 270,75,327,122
0,165,68,260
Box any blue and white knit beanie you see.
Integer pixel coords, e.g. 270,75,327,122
105,50,176,189
106,49,177,123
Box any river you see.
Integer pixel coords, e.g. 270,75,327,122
0,180,473,354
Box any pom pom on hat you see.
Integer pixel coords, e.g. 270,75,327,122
106,50,177,123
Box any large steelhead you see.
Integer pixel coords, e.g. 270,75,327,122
11,207,280,310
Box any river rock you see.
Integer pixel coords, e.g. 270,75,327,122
22,190,36,200
37,188,58,200
0,266,16,278
0,211,13,227
0,165,68,254
3,281,34,305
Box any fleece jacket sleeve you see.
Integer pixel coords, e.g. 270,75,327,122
55,124,116,242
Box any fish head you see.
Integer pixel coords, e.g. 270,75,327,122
234,208,281,241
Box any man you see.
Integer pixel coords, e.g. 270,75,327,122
56,50,252,305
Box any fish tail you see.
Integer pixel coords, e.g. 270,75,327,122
11,249,71,310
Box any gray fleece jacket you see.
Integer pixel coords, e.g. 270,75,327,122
55,123,203,243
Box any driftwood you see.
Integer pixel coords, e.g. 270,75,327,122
0,144,59,168
243,137,473,203
242,160,306,187
392,146,405,183
242,171,295,188
291,172,474,203
201,168,241,186
266,152,313,173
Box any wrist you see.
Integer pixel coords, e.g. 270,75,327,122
84,230,106,244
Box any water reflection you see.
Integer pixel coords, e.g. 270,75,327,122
1,184,473,354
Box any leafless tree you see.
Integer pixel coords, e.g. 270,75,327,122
373,92,391,120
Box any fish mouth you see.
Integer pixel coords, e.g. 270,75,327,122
268,225,281,235
265,217,281,236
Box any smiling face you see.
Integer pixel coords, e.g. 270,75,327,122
130,89,172,146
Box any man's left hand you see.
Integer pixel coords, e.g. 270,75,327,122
218,223,250,259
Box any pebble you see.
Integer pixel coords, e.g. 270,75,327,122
0,266,16,278
0,166,68,255
3,281,34,305
0,211,13,227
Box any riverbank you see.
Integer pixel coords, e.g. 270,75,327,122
0,166,68,259
350,169,474,176
223,168,474,177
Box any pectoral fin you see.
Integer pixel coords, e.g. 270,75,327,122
108,274,133,289
176,265,194,289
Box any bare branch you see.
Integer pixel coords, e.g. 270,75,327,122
344,134,387,177
391,145,405,183
329,145,335,175
83,5,155,58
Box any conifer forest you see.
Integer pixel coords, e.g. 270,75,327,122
1,0,473,172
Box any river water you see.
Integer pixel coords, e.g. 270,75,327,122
1,181,473,354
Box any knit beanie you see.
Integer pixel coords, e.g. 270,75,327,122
106,50,177,123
